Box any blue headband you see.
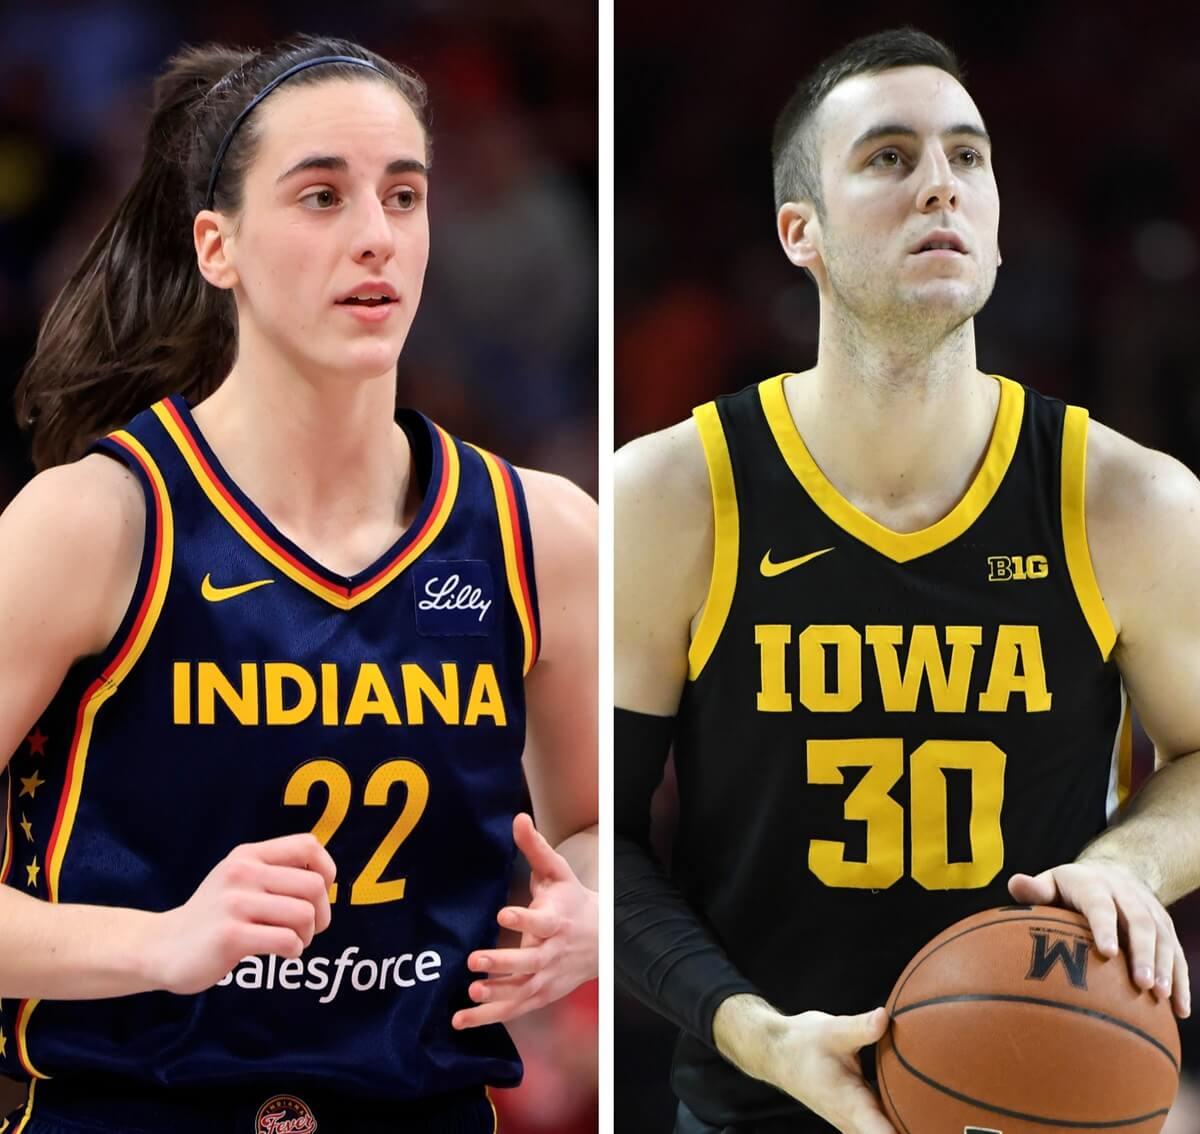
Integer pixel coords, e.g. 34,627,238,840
204,55,385,211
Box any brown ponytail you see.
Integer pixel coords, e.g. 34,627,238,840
17,35,429,470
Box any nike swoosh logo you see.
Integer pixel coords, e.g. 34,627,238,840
201,573,276,602
760,547,834,577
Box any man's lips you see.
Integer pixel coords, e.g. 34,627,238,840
909,230,968,255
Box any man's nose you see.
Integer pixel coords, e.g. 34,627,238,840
916,147,957,212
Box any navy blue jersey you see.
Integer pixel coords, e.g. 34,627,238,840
0,396,540,1108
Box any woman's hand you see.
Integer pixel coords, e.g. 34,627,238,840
453,813,598,1029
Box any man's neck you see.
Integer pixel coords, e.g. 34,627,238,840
786,315,1000,533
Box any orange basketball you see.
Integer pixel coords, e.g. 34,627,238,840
876,905,1180,1133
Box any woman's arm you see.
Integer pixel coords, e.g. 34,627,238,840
0,457,335,999
454,468,597,1029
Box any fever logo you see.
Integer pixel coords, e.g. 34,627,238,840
255,1095,318,1134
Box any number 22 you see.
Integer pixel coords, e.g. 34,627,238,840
283,758,429,905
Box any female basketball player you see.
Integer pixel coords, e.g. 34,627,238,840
0,35,596,1134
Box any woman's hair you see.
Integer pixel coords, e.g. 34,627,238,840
17,34,428,470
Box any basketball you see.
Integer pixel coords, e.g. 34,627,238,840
876,905,1181,1133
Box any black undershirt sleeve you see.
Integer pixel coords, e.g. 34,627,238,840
614,706,758,1046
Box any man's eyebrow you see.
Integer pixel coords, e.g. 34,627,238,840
849,122,991,150
276,155,429,183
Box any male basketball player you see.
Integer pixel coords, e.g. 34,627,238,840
615,28,1200,1134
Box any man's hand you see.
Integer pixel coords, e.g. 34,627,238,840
452,813,598,1030
713,995,896,1134
1008,861,1190,1017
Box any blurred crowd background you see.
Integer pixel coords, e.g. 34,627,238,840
0,0,596,1129
617,1,1200,1130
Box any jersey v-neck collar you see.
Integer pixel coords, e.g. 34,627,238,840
759,372,1025,563
152,395,460,610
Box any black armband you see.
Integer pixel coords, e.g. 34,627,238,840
614,707,758,1046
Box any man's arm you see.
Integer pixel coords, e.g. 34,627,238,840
1009,419,1200,1017
615,420,895,1134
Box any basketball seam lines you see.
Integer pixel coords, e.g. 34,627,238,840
893,992,1178,1071
890,1039,1171,1127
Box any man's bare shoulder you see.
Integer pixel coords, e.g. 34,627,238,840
1084,417,1200,634
615,417,710,534
1085,418,1200,538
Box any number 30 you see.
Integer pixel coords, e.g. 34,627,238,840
808,739,1006,890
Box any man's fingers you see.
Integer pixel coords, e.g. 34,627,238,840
1076,891,1119,958
1153,921,1176,1000
513,813,572,882
832,1007,888,1052
468,946,545,975
1119,902,1158,990
1173,942,1191,1018
1007,870,1058,907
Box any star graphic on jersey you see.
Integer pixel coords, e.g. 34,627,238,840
18,815,32,842
0,1027,7,1057
26,728,48,757
25,857,40,888
18,771,44,800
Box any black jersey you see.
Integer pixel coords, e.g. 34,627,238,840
671,374,1127,1129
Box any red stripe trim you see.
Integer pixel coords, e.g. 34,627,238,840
163,400,452,598
160,400,327,588
496,461,539,664
42,435,165,899
15,1000,35,1077
346,425,453,597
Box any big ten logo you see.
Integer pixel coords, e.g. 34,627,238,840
987,554,1048,582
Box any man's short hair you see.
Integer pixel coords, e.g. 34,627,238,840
772,28,963,213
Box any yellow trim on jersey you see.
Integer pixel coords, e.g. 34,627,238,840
470,447,538,676
486,1086,498,1131
1117,693,1134,810
688,402,739,680
19,431,175,1080
759,373,1025,563
9,1078,35,1132
152,403,461,610
1061,405,1117,660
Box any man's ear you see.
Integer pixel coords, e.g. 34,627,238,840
778,200,823,280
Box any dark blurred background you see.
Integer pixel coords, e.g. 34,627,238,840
0,1,596,1130
616,1,1200,1129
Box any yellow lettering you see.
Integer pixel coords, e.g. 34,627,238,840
867,625,982,713
978,625,1052,712
173,662,191,725
755,625,791,712
344,664,402,726
464,664,507,726
321,663,339,726
798,625,861,712
402,663,460,725
265,663,317,725
197,662,259,725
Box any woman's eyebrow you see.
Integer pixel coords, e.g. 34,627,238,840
276,155,429,183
